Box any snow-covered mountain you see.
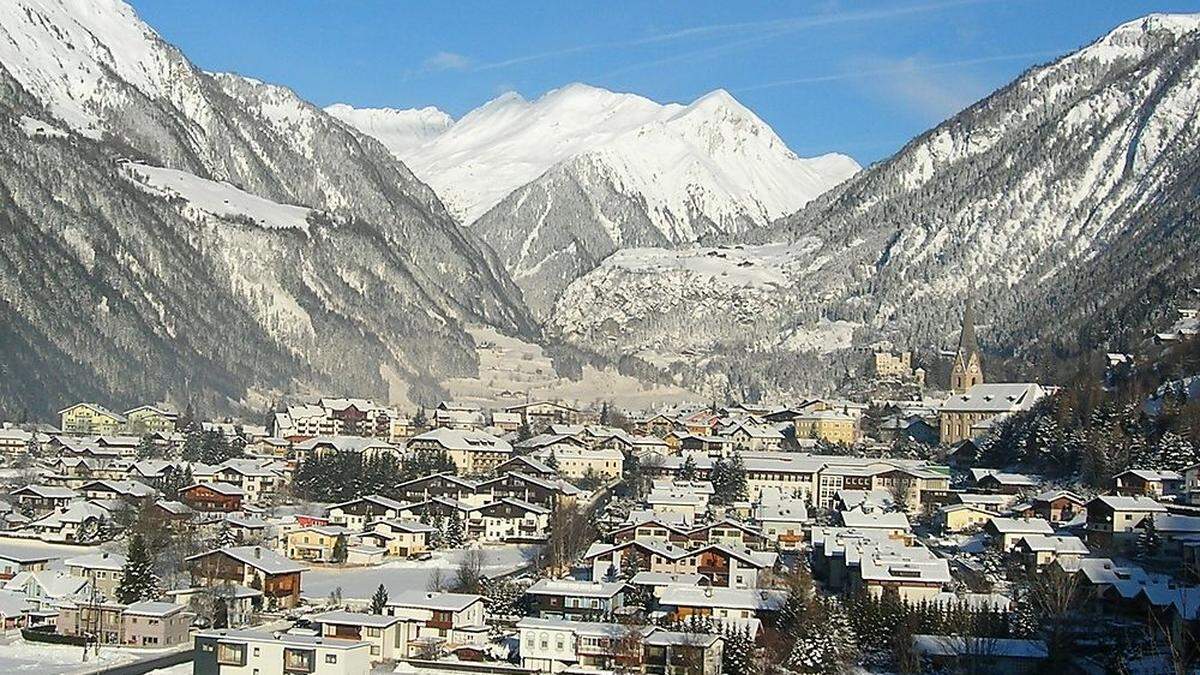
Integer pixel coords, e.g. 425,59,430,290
550,14,1200,398
0,0,535,415
322,103,453,156
329,85,858,316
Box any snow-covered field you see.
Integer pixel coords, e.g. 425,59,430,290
0,638,178,673
301,544,541,602
441,325,700,410
124,163,313,231
0,536,103,563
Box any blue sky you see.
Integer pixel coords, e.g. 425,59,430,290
131,0,1199,165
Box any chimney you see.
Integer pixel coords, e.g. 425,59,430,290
254,547,261,559
273,631,281,640
704,587,712,598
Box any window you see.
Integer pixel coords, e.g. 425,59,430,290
253,647,260,657
283,648,316,673
216,643,247,666
371,645,380,656
366,627,381,638
325,653,338,664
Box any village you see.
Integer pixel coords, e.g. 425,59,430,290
0,304,1198,674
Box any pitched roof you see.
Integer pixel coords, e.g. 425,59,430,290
986,518,1054,535
64,552,127,571
1016,535,1089,554
1089,496,1168,512
658,586,786,611
408,428,512,452
527,579,625,598
186,546,307,574
941,383,1046,414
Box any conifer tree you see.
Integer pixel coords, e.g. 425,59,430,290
370,583,389,614
680,454,697,481
117,533,162,603
213,596,229,629
722,624,759,675
331,533,348,563
136,435,159,459
444,511,465,548
1137,517,1162,559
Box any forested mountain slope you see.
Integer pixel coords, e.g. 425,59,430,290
0,0,536,416
550,14,1200,397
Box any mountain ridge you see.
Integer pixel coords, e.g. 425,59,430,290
0,0,538,417
547,12,1200,399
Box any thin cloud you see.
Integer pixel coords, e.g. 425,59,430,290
736,50,1066,93
423,51,472,72
473,0,996,74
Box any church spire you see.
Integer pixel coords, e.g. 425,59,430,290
950,298,983,393
957,298,978,358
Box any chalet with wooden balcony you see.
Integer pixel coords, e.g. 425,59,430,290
385,591,487,651
476,498,550,542
12,485,77,516
185,546,307,610
78,479,157,504
1028,490,1087,522
327,494,407,530
658,585,787,637
585,540,775,589
495,455,558,479
1114,469,1184,500
611,517,692,546
393,474,480,505
476,471,575,509
179,482,244,513
359,518,438,557
686,519,767,551
525,579,627,621
504,400,582,432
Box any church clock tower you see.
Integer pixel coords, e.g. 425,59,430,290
950,300,984,393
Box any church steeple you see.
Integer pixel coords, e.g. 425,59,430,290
950,299,984,393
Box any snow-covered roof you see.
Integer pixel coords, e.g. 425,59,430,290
839,510,910,531
1089,496,1168,512
940,383,1047,413
1016,535,1089,555
629,572,704,587
658,586,786,611
387,590,482,612
986,518,1054,535
124,601,183,617
186,546,307,575
64,552,126,571
313,610,401,628
197,628,368,650
527,579,625,598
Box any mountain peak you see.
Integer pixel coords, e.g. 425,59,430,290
1111,12,1200,38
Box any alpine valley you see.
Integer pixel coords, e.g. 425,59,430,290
1,0,1198,414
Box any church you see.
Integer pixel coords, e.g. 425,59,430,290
939,301,1048,444
949,301,984,393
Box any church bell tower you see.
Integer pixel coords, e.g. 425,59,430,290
950,300,984,393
